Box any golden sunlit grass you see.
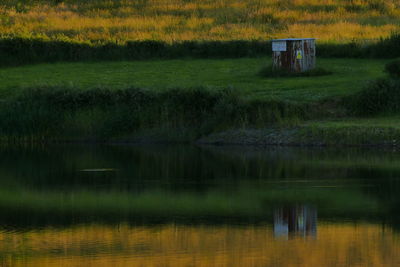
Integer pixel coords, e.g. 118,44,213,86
0,0,399,43
1,223,399,267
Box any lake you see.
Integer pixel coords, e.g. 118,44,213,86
0,145,399,266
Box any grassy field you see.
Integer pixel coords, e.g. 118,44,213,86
0,56,399,144
0,0,399,143
1,1,399,67
1,0,399,43
0,58,389,101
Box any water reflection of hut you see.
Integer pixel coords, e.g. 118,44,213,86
274,205,317,239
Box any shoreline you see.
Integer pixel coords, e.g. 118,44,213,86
2,124,400,148
197,127,400,147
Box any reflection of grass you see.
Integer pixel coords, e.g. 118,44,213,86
1,223,398,267
0,186,381,225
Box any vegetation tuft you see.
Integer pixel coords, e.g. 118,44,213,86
351,78,400,115
385,60,400,78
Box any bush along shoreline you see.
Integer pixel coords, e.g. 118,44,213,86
0,33,399,67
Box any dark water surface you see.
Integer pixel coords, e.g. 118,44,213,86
0,145,399,266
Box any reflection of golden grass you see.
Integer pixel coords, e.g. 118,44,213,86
0,0,399,43
1,223,399,267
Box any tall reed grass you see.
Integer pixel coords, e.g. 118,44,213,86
0,86,315,142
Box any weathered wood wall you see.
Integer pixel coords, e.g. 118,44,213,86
272,39,315,73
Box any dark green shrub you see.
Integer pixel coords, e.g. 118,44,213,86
351,78,400,115
367,33,400,58
385,60,400,78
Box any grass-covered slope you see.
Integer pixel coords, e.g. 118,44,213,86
1,1,400,67
1,0,399,43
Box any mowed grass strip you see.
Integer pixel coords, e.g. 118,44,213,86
0,58,388,101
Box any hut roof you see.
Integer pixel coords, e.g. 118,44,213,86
272,38,315,41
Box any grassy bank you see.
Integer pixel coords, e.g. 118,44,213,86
198,117,400,146
0,56,399,145
1,85,399,146
0,57,398,145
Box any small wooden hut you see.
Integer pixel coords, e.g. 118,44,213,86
272,38,316,73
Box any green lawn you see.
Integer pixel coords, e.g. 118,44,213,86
0,58,388,102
